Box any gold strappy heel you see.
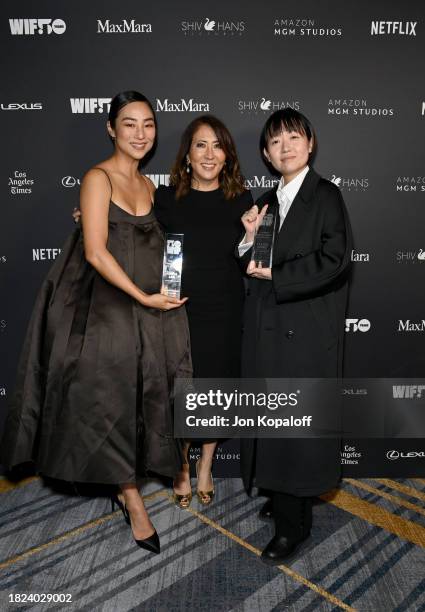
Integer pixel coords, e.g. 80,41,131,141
173,465,192,509
195,458,215,506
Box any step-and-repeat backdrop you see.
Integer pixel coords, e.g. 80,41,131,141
1,1,424,477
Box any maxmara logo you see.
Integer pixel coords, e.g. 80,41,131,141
0,387,6,396
274,18,342,37
351,250,370,262
328,99,394,117
1,103,42,111
181,17,245,36
371,21,417,36
397,320,425,332
237,99,300,114
33,248,61,262
70,98,111,114
345,318,371,332
393,385,425,399
396,249,425,264
395,176,425,192
97,19,152,34
330,174,369,192
155,98,210,112
387,450,425,461
9,18,66,35
245,176,279,190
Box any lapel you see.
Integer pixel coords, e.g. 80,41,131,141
272,167,321,264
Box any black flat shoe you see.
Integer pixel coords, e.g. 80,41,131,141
259,499,273,521
135,529,160,554
111,494,130,526
260,533,310,566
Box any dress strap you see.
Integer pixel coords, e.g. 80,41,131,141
141,174,154,204
93,167,113,200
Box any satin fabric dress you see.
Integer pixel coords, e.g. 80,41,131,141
1,202,192,484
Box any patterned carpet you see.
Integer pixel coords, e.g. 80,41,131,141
0,476,425,611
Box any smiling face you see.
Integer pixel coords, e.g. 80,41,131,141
187,124,226,190
264,127,313,184
107,101,156,161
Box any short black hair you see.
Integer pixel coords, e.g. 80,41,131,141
260,108,317,163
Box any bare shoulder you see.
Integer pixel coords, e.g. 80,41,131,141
142,174,157,196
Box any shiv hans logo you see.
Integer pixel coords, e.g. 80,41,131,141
387,450,425,460
330,174,369,191
396,249,425,263
371,21,417,36
345,319,371,332
181,18,245,36
97,19,152,34
392,385,425,399
9,19,66,35
156,98,210,112
237,99,300,114
70,98,111,114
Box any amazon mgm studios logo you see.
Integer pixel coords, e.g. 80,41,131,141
237,99,300,114
180,17,245,36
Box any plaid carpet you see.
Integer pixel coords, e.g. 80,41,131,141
1,476,424,611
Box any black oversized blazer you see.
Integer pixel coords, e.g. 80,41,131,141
239,167,353,496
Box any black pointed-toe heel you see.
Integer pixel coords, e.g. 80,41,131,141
111,494,130,526
135,529,160,554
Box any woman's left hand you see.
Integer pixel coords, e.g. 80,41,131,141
246,260,272,280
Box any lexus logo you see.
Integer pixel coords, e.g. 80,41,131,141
386,450,425,460
62,176,79,188
386,450,399,460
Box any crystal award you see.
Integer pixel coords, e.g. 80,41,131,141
161,233,184,298
251,207,277,267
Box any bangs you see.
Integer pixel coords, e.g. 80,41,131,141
266,116,309,141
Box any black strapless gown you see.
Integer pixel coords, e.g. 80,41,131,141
1,202,192,484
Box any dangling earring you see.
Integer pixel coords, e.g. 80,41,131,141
186,158,191,174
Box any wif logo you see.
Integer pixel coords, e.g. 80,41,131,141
9,19,66,35
393,385,425,399
70,98,111,114
345,318,371,332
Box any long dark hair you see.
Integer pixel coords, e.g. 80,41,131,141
260,108,317,165
169,115,246,200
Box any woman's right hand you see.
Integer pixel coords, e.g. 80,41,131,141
142,293,188,311
241,204,269,241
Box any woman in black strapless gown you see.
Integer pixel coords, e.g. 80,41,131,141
154,115,253,508
1,91,191,553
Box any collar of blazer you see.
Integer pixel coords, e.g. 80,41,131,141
272,167,321,264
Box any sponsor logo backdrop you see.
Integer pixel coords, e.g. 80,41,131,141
1,0,424,477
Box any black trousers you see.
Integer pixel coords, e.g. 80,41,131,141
272,492,312,540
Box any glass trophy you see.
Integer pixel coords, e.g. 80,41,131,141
251,207,277,267
161,233,184,298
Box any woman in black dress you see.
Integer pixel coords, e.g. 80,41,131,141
1,91,192,554
154,115,253,507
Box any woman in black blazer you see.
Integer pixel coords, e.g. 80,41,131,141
239,108,353,565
